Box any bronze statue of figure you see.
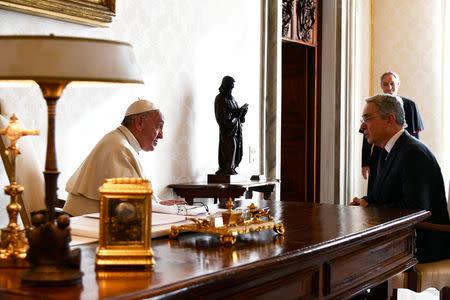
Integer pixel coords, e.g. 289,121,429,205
214,76,248,175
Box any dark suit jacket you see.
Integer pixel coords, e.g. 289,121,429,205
362,97,424,194
364,131,450,263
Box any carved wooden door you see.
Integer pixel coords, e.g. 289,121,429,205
281,0,320,203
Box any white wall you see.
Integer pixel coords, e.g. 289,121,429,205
371,0,448,191
372,1,442,161
0,0,262,219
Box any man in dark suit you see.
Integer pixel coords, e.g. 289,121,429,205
351,94,450,263
362,71,424,194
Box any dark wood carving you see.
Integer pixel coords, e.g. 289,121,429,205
282,0,318,46
282,0,293,38
297,0,316,42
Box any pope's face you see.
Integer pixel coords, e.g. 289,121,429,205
381,74,400,95
140,110,164,151
359,102,389,146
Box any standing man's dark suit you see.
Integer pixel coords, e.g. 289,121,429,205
363,131,450,263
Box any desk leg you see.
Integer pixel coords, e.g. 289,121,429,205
367,281,391,300
441,287,450,300
406,267,418,292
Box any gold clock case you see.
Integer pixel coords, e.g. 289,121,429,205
96,178,154,269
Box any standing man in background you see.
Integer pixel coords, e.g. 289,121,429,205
362,71,424,193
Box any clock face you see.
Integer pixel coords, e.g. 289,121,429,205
115,202,137,223
106,197,145,245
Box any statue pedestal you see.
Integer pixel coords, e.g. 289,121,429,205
207,174,246,184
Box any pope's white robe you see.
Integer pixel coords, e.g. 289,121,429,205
63,125,156,216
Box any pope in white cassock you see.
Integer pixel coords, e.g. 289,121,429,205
63,99,164,216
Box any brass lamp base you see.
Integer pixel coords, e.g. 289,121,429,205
21,213,83,286
21,265,83,286
18,82,83,286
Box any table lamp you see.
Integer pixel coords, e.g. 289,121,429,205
0,35,143,285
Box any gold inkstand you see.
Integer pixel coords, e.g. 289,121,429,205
0,114,39,267
169,199,284,245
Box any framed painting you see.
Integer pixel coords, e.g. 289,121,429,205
0,0,115,27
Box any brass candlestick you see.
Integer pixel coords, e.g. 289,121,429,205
0,114,39,267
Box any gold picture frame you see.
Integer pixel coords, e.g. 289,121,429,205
0,0,115,27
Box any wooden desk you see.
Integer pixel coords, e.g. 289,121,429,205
168,180,279,204
0,201,429,299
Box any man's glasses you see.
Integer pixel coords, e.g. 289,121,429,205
360,114,377,124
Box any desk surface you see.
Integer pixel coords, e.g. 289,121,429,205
0,201,429,299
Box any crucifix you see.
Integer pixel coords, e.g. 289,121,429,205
0,114,39,267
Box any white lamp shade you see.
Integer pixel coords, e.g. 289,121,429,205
0,35,143,84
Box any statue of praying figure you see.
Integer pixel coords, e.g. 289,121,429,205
214,76,248,175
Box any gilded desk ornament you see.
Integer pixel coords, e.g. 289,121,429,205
169,198,284,245
0,114,39,268
96,178,154,269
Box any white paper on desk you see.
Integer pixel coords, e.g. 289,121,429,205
152,212,186,225
70,215,99,238
69,212,191,245
70,236,97,246
397,288,439,300
82,203,209,217
152,202,208,216
72,212,187,226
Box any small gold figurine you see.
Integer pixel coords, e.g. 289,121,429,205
169,199,284,245
0,114,39,267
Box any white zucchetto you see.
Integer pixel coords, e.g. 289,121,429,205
125,99,158,117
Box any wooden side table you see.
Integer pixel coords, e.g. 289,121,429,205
168,180,279,205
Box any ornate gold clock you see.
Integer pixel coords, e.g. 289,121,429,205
95,178,154,269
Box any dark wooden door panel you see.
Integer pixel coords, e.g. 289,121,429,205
281,0,320,203
281,43,316,202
